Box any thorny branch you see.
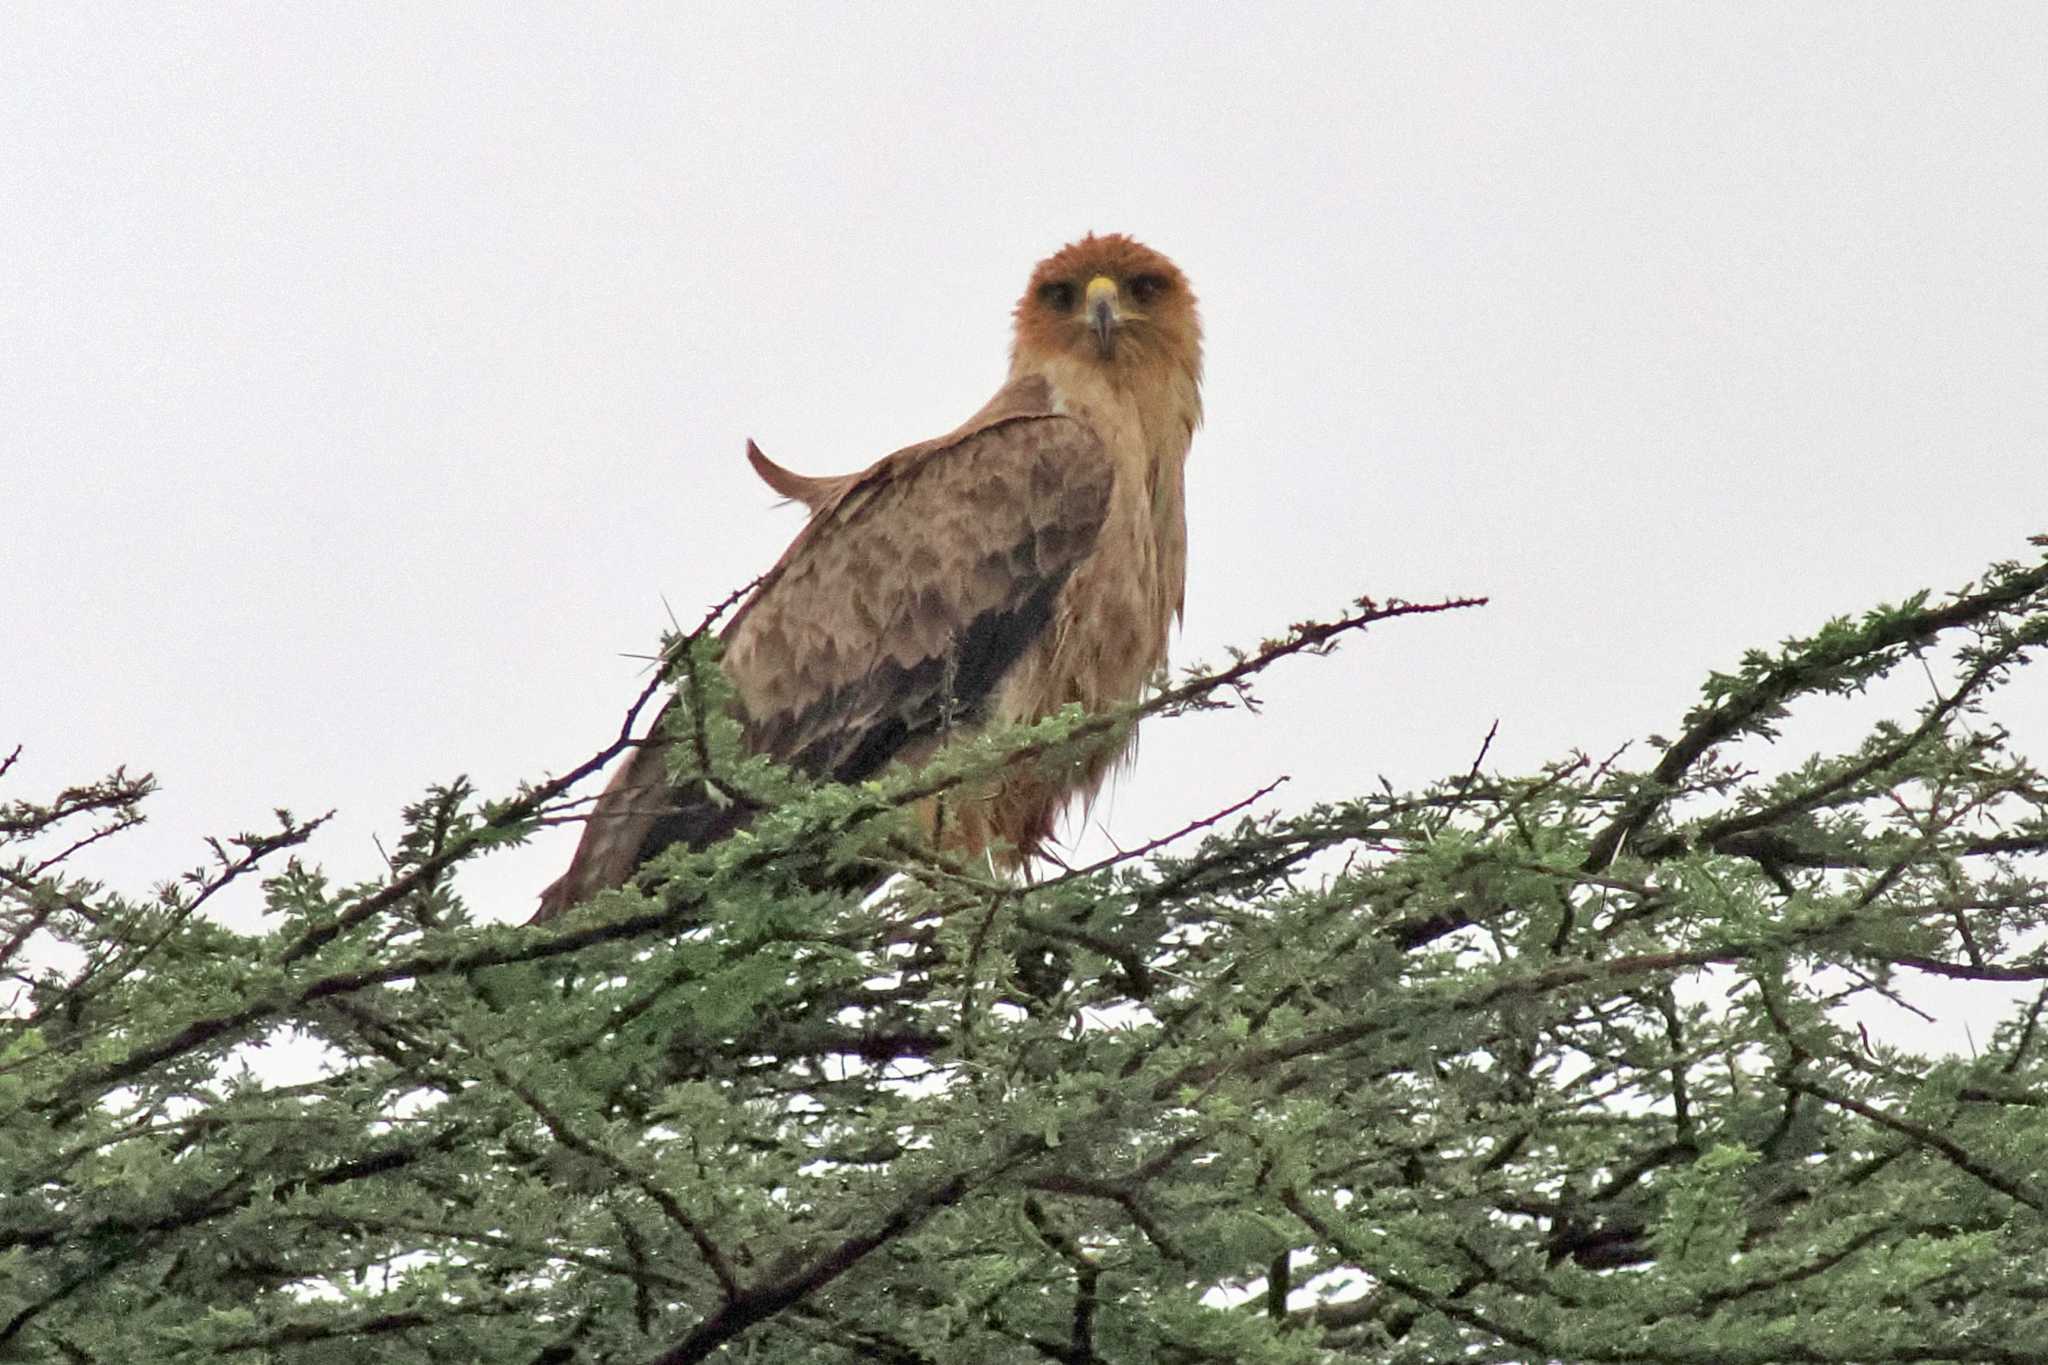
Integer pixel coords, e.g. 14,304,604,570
7,545,2048,1362
41,593,1486,1104
1584,556,2048,873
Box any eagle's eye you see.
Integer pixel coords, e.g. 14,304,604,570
1037,280,1078,312
1127,273,1169,305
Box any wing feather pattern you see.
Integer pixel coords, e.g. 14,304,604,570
534,387,1112,920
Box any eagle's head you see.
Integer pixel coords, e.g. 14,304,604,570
1012,233,1202,386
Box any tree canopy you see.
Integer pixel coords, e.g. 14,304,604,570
4,543,2047,1363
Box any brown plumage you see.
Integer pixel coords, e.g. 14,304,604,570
534,233,1203,920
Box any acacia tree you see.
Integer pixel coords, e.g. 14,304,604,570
4,543,2047,1364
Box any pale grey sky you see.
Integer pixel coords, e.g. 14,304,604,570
6,7,2044,1043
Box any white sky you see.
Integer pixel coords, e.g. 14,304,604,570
5,6,2044,1046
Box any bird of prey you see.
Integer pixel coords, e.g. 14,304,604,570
534,233,1203,920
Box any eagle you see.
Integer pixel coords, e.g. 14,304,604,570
534,233,1203,920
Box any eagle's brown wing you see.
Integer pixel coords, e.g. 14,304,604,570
745,439,855,512
534,397,1113,920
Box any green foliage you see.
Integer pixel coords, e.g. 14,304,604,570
3,556,2047,1362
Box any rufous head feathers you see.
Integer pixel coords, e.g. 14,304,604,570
1012,233,1202,385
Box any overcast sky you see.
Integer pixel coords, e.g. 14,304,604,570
6,6,2044,1042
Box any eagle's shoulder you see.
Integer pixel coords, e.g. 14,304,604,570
719,378,1114,781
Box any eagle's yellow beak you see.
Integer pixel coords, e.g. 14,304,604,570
1085,275,1120,357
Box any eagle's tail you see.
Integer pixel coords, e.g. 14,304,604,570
531,700,756,922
